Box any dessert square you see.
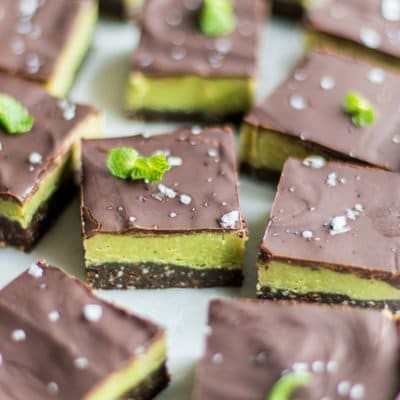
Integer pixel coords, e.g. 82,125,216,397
0,261,168,399
99,0,144,18
81,127,247,289
193,298,399,400
258,157,400,310
305,0,400,69
240,50,400,180
0,0,98,97
126,0,266,122
0,73,103,251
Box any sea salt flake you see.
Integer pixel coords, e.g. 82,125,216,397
350,383,365,399
330,216,351,235
48,311,60,322
302,156,326,169
168,156,183,167
158,184,177,199
218,210,240,229
180,194,192,205
74,357,88,369
28,263,43,278
289,94,307,110
11,329,26,342
320,75,335,90
83,304,103,322
337,381,351,396
302,230,313,239
47,382,58,394
28,152,42,165
368,67,386,84
360,27,381,48
326,172,337,187
382,0,400,21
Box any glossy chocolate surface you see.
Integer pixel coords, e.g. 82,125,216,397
194,298,399,400
81,127,243,237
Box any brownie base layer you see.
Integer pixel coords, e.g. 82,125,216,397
124,363,169,400
257,286,400,311
127,109,245,124
272,0,303,18
239,162,280,183
86,263,243,289
0,178,75,252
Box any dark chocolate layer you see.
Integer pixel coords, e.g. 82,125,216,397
307,0,400,59
262,158,400,275
81,127,243,237
86,262,243,289
132,0,266,78
0,73,98,204
257,286,400,311
193,299,399,400
0,0,95,82
0,262,165,399
244,50,400,171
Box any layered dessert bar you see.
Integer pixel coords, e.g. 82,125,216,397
193,298,399,400
99,0,144,18
240,50,400,180
258,157,400,310
81,127,247,289
305,0,400,69
0,0,98,97
0,261,168,399
0,73,103,251
126,0,266,122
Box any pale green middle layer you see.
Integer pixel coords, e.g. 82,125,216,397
126,73,254,116
259,261,400,301
84,232,247,269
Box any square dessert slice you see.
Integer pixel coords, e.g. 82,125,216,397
0,261,168,399
305,0,400,69
81,127,247,289
99,0,144,18
0,0,98,97
193,298,399,400
0,73,103,251
258,157,400,310
126,0,266,122
240,50,400,180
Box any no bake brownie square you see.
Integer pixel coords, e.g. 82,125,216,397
240,50,400,180
0,0,98,97
258,157,400,310
126,0,266,122
81,127,247,289
193,298,399,400
0,261,168,399
0,73,102,251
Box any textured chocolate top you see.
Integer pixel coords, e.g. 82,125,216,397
0,0,95,83
0,262,164,400
245,50,400,171
193,299,399,400
132,0,266,78
307,0,400,58
0,73,98,204
262,158,400,276
81,127,243,237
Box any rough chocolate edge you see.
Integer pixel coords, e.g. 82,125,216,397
239,162,280,183
126,109,246,124
0,177,75,252
257,286,400,311
123,362,169,400
272,0,303,18
86,263,243,289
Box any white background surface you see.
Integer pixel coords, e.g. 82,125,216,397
0,17,304,399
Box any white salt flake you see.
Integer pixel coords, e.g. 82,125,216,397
360,27,381,48
47,382,58,394
83,304,103,322
320,75,335,90
28,263,43,278
330,216,351,235
158,184,177,199
368,67,386,84
302,156,326,169
48,311,60,322
350,383,365,399
208,148,219,158
179,194,192,205
289,94,308,110
11,329,26,342
292,362,308,373
28,152,42,165
337,380,351,396
382,0,400,21
326,172,338,187
168,156,183,167
218,210,240,229
74,357,88,369
302,230,313,239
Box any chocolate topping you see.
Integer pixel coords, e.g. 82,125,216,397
0,0,95,83
194,299,399,400
0,73,98,204
263,158,400,275
0,262,164,399
132,0,266,78
81,127,243,237
245,50,400,171
307,0,400,58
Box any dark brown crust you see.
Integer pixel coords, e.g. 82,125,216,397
257,286,400,311
123,363,169,400
239,162,280,183
86,263,243,289
0,177,75,252
126,109,246,124
272,0,303,18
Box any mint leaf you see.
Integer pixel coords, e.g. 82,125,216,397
343,91,376,127
267,372,312,400
0,93,34,134
107,147,139,179
131,154,170,183
200,0,236,37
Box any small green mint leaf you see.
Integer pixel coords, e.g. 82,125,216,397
200,0,236,37
343,91,376,127
0,93,34,134
131,154,170,183
267,372,312,400
107,147,138,179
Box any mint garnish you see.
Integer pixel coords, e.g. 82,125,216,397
0,93,34,134
200,0,236,37
267,372,312,400
343,91,376,127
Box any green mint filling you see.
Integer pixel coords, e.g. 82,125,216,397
343,91,376,127
200,0,236,37
267,372,313,400
0,93,34,134
107,147,170,183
